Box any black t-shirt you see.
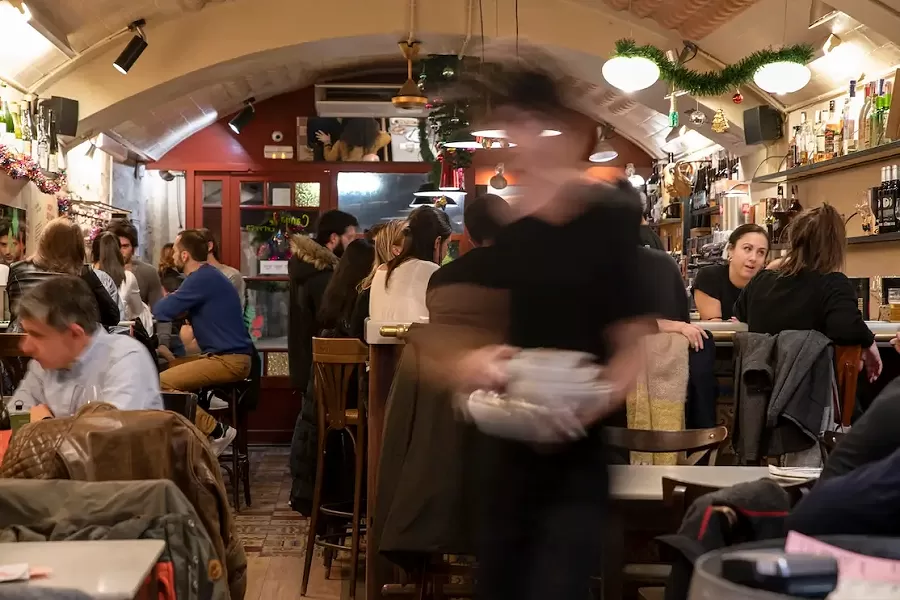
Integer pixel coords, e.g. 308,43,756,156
638,248,689,323
428,246,497,291
639,224,665,251
490,182,651,363
692,263,741,320
733,268,874,347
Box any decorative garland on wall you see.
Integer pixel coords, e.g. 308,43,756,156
0,143,67,195
612,39,814,97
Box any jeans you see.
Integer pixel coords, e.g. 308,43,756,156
159,353,251,435
686,334,718,430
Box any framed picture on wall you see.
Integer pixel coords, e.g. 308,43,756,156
0,205,27,266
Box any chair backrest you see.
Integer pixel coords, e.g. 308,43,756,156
834,345,861,427
605,426,728,465
312,337,368,430
162,391,198,422
818,430,845,464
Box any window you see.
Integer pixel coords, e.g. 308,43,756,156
337,172,464,233
239,209,319,276
245,280,290,351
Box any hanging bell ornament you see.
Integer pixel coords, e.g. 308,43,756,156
442,66,456,79
732,91,743,104
711,108,730,133
688,109,707,126
668,93,679,128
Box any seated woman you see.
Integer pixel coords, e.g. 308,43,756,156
692,224,769,320
318,238,375,338
369,206,452,323
351,219,405,340
8,217,120,329
93,231,152,332
734,204,881,380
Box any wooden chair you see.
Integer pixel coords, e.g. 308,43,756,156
161,391,198,422
301,338,369,600
834,345,861,427
818,430,846,464
604,426,729,466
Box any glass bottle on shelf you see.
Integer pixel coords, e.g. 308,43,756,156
47,110,58,173
884,81,894,144
788,126,799,169
825,99,841,159
874,79,887,147
843,80,858,154
789,185,802,212
36,109,49,172
860,83,874,150
800,111,815,166
814,109,827,162
0,89,13,146
19,101,32,157
9,102,22,154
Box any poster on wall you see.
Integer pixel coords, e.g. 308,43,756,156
0,205,26,265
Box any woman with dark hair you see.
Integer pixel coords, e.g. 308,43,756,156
408,47,655,600
316,118,392,162
92,231,150,330
318,238,375,337
734,204,880,379
7,217,120,327
693,223,769,320
369,206,452,322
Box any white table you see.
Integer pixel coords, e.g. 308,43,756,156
0,540,165,599
610,465,773,501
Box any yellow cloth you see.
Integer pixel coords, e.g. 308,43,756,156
626,332,689,465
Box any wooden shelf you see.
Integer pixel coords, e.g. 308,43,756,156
847,231,900,245
650,218,682,229
692,205,722,216
753,140,900,184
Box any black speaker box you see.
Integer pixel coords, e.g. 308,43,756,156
743,105,783,145
39,96,79,137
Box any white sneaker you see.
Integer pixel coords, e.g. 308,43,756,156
209,426,237,457
209,395,229,410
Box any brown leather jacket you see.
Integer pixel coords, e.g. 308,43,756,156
0,404,246,600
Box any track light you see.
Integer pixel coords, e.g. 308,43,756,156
228,98,256,135
113,19,147,74
85,139,97,159
589,125,618,163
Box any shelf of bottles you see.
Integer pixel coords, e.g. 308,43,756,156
846,164,900,244
0,84,62,179
755,78,899,184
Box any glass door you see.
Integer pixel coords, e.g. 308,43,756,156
193,174,231,265
229,174,327,352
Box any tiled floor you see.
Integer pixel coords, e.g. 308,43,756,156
226,446,343,600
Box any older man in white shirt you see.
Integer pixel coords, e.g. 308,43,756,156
12,276,162,417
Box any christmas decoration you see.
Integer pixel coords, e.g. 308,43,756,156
732,91,744,104
0,143,67,195
442,66,456,79
668,91,679,128
687,109,707,126
607,39,814,97
711,108,729,133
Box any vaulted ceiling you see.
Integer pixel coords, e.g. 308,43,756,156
1,0,899,162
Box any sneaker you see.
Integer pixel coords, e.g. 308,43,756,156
209,395,229,410
209,425,237,457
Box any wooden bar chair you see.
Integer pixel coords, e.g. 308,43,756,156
834,345,861,427
301,338,369,599
604,425,729,466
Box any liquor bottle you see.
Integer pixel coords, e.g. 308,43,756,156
892,165,900,230
884,81,894,144
9,101,22,154
788,126,799,169
789,185,802,212
36,109,49,171
860,83,874,150
874,79,887,147
882,166,897,233
0,92,13,146
843,80,858,154
47,109,58,173
801,111,816,165
29,98,39,164
19,101,32,157
814,109,826,162
825,99,841,159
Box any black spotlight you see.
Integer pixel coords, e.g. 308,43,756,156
113,19,148,74
228,98,256,134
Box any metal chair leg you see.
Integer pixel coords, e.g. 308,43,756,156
349,416,366,599
301,423,328,596
230,391,240,511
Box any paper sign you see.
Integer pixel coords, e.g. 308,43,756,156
259,261,288,276
0,563,31,583
786,531,900,583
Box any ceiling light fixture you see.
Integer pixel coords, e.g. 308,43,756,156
808,0,840,29
85,139,97,159
823,33,842,54
228,98,255,134
470,128,560,139
589,125,618,163
602,55,660,93
113,19,148,74
489,164,508,190
442,130,482,150
393,41,428,111
753,61,812,95
665,125,688,144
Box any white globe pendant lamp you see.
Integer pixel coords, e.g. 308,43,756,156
753,61,811,95
602,55,660,93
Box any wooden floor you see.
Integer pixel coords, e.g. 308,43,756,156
245,555,343,600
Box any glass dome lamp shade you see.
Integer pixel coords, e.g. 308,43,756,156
471,128,561,138
753,61,811,95
442,130,482,150
602,55,660,93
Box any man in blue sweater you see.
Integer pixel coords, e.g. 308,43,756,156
154,229,254,455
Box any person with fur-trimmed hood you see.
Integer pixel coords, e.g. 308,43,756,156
288,209,359,514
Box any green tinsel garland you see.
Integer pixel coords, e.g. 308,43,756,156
613,39,815,97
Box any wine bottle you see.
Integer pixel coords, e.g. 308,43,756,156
884,165,898,233
47,110,58,173
892,165,900,233
814,109,826,162
825,99,840,159
843,80,858,154
860,84,874,150
19,101,32,157
789,185,802,212
36,109,49,171
788,126,799,169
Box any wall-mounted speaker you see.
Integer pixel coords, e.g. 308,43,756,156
39,96,79,137
743,105,783,145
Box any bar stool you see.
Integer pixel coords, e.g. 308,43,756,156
207,350,262,511
301,338,368,599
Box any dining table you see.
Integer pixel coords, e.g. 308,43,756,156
610,465,774,501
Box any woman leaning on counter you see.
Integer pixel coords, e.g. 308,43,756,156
733,204,881,380
692,224,769,321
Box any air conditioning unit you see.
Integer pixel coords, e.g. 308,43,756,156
315,84,430,119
